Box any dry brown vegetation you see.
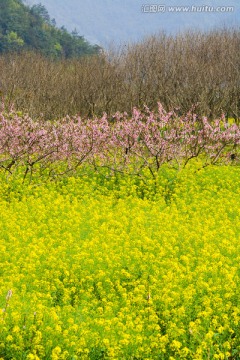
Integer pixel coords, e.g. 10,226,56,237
0,28,239,120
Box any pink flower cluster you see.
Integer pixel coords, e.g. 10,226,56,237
0,104,239,179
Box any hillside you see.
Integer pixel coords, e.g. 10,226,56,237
25,0,240,47
0,0,100,58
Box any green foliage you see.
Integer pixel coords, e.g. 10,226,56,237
0,0,101,58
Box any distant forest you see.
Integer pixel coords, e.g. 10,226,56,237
0,0,101,58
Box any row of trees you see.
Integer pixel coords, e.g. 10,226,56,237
0,0,100,58
0,104,239,181
0,28,239,120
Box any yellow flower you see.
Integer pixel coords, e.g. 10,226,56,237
51,346,62,360
6,335,13,342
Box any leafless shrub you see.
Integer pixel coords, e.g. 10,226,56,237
0,28,239,120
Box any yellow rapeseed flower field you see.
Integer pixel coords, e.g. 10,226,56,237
0,162,239,359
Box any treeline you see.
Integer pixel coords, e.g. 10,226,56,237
0,28,239,120
0,0,100,58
